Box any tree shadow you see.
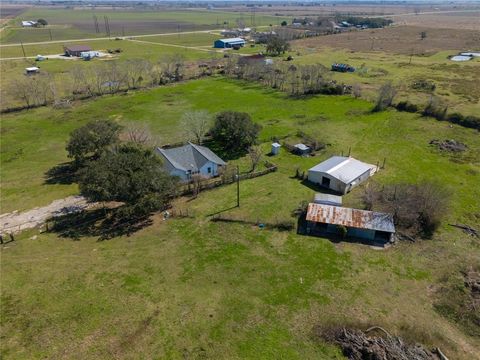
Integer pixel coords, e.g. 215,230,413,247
49,207,153,241
44,161,78,185
206,205,238,217
202,139,248,161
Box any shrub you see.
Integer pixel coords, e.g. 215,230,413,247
362,182,450,238
423,96,448,120
447,113,480,130
373,82,397,112
395,101,419,113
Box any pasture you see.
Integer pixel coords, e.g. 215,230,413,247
1,77,479,359
291,35,480,116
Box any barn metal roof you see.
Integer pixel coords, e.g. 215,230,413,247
306,203,395,233
309,156,376,184
218,37,245,43
313,193,342,206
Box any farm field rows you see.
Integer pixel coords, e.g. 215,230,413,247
1,77,479,359
0,8,288,44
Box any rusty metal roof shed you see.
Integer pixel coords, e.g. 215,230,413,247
306,203,395,233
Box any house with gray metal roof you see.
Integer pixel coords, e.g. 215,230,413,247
305,203,395,245
155,142,226,182
307,156,377,194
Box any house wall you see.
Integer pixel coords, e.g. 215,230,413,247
344,170,371,193
307,171,346,193
307,222,382,242
199,161,220,178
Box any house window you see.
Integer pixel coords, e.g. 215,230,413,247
207,167,212,174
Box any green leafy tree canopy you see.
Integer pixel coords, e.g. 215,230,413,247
79,145,177,214
210,111,261,157
66,119,122,164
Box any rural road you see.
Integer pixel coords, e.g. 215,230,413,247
385,9,480,17
0,29,223,47
0,196,90,235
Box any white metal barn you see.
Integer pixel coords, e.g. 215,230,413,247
308,156,377,194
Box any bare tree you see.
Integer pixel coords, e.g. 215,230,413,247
181,110,212,144
125,58,149,89
352,83,362,98
248,145,263,172
69,65,88,95
159,54,185,84
10,77,34,107
122,123,159,146
373,82,397,112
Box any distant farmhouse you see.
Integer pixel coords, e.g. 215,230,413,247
308,156,377,194
156,142,226,182
213,38,246,49
22,20,37,27
64,45,92,57
305,203,395,245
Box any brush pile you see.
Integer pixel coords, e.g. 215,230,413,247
316,326,444,360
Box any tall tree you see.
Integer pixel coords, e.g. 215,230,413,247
79,145,177,215
265,36,290,56
66,119,122,164
210,111,261,156
373,82,397,112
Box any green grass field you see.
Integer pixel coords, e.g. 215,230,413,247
1,77,479,358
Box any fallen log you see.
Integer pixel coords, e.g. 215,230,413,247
448,223,479,238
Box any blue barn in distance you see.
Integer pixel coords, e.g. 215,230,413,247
214,38,246,48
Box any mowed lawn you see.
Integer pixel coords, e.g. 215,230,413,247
1,77,480,359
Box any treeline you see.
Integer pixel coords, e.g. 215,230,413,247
223,56,352,97
395,96,480,130
5,55,188,112
340,16,393,28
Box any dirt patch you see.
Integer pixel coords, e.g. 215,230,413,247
314,326,443,360
463,268,480,313
434,266,480,338
429,139,468,152
293,25,480,55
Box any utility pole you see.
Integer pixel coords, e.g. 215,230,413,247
104,16,110,38
236,166,240,207
93,15,100,34
48,28,52,41
20,41,26,58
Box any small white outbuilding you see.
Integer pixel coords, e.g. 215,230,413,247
25,67,40,75
271,142,281,155
308,156,377,194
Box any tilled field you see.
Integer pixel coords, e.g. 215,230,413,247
294,25,480,55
